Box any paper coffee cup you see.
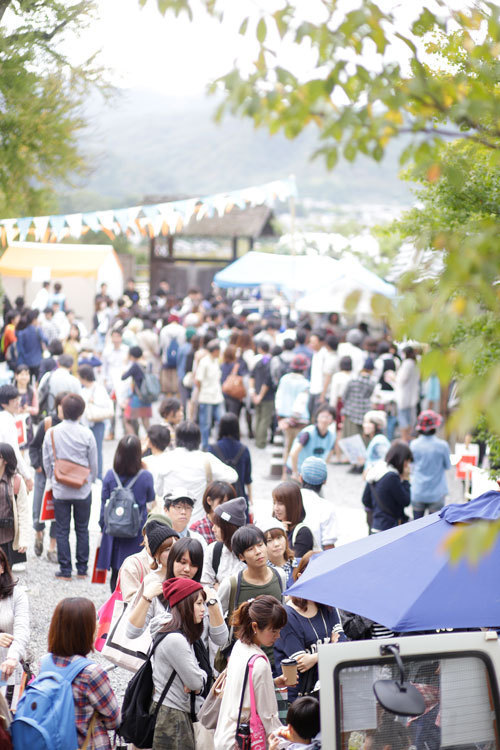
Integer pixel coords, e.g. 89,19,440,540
281,658,298,686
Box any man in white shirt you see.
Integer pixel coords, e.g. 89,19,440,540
337,328,365,375
102,329,129,438
308,330,328,418
195,339,223,450
31,281,50,312
0,385,33,491
155,420,238,523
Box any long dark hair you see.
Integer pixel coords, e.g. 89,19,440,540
165,538,204,582
0,547,17,599
113,435,142,476
160,589,206,644
0,443,17,479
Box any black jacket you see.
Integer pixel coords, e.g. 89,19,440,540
28,415,62,471
362,469,410,531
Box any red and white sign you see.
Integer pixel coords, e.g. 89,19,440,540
40,487,55,521
15,415,27,446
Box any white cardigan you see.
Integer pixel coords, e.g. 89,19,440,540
0,586,30,685
214,639,281,750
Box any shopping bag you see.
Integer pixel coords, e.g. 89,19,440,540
39,487,54,522
91,546,107,584
95,578,122,652
101,599,151,673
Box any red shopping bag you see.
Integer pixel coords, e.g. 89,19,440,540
91,546,107,585
40,488,55,521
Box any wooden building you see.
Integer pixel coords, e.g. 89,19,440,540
149,202,277,297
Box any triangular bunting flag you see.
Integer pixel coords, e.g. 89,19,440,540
33,216,50,241
65,213,83,238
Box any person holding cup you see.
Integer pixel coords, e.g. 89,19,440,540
214,595,292,750
274,552,347,701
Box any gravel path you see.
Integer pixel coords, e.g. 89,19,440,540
20,432,463,702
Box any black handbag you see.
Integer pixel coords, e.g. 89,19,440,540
119,632,176,748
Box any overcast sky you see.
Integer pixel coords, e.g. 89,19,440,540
74,0,470,96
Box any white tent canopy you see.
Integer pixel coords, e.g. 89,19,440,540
214,251,395,312
213,251,342,294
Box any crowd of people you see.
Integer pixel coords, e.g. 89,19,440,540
0,277,458,749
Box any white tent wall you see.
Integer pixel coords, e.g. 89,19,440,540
0,245,124,331
3,276,98,330
97,251,123,302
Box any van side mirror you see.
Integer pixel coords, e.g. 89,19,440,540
373,644,426,717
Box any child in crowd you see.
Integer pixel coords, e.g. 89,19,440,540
270,696,321,749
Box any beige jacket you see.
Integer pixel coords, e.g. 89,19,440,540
12,475,30,551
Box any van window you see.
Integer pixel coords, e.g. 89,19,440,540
336,655,499,750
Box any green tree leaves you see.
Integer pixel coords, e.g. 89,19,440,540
0,0,106,216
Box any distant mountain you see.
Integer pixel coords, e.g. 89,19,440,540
57,88,414,213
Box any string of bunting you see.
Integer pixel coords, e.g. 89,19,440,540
0,177,297,247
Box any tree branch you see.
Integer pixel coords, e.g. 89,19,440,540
397,126,499,150
0,0,13,23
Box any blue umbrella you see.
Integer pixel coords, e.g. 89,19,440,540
286,491,500,631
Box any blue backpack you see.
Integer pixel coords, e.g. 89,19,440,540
165,337,179,369
11,654,91,750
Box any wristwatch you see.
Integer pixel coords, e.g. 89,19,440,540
206,598,218,607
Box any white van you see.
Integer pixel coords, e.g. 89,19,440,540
318,631,500,750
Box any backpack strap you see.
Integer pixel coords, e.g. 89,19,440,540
292,522,306,546
227,570,243,622
212,444,224,462
232,444,246,466
125,469,144,490
112,470,123,489
212,541,224,577
271,566,284,597
44,416,52,432
41,654,91,684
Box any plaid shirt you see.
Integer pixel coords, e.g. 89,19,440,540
189,516,216,545
342,373,375,425
52,655,120,749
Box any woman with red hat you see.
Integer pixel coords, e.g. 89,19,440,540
126,536,228,674
145,577,208,749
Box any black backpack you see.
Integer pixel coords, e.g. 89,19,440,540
120,632,176,748
103,470,143,539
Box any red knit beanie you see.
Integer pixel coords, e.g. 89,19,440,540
162,577,203,607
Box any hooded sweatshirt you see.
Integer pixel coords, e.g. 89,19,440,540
362,460,411,531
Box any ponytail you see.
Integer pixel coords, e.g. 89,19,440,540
231,595,287,645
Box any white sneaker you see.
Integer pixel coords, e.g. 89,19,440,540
12,563,26,572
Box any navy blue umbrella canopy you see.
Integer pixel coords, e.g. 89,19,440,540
286,491,500,632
